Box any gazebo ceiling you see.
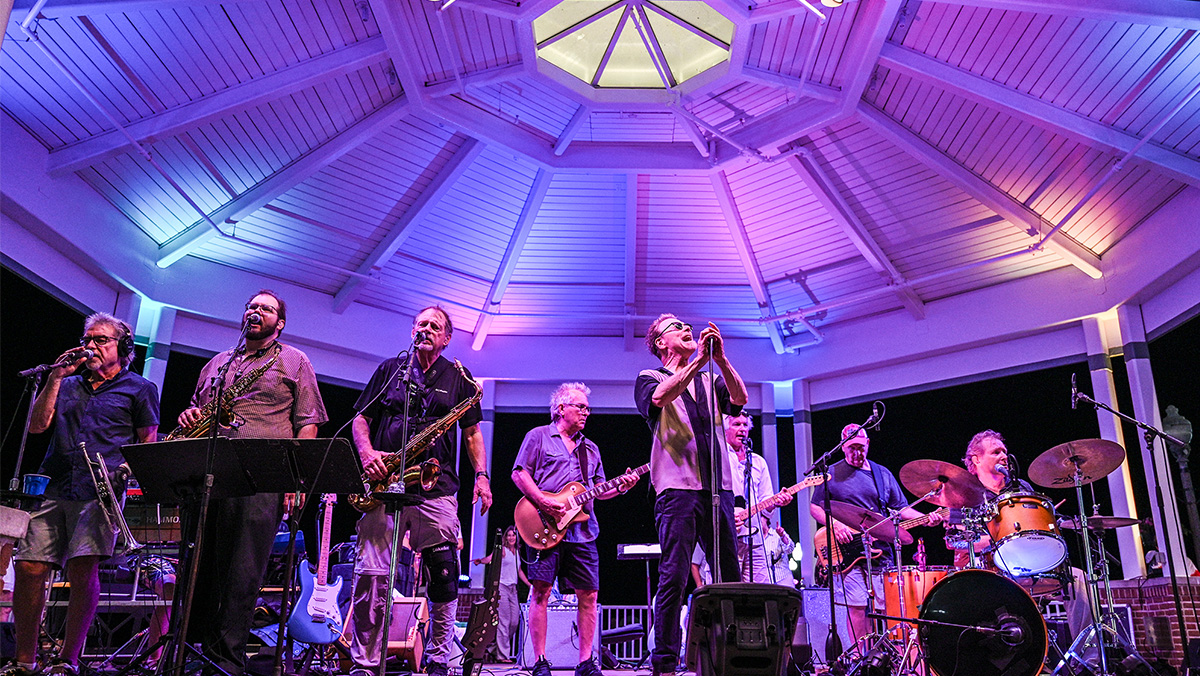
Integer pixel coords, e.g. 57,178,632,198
3,0,1199,354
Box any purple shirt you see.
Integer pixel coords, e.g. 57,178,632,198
512,423,606,543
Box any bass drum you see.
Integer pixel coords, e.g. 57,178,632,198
918,569,1047,676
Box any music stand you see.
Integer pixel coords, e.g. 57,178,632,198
119,438,361,676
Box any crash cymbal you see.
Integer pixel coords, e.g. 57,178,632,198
1059,515,1142,530
1028,439,1125,488
828,499,914,544
899,459,988,508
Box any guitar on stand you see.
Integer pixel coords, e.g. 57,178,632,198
289,493,345,645
515,464,649,549
461,529,504,676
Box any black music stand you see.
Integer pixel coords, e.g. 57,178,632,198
617,543,661,668
119,438,361,676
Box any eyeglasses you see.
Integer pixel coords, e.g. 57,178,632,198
655,320,692,340
562,403,591,413
245,302,279,315
80,335,114,346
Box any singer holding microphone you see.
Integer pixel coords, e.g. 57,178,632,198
7,313,159,676
809,424,942,646
176,290,328,676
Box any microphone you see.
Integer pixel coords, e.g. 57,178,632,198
248,312,262,325
64,348,95,362
865,401,884,429
1070,373,1078,410
997,463,1011,480
414,330,428,344
744,437,754,452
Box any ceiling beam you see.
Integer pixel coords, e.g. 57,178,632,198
332,137,485,312
554,105,590,156
787,152,926,319
739,67,842,103
725,99,845,154
710,172,786,353
47,37,388,176
858,104,1103,278
471,168,553,349
13,0,247,18
623,174,639,351
924,0,1200,29
368,0,430,108
156,96,411,268
838,0,903,116
424,63,524,98
878,43,1200,187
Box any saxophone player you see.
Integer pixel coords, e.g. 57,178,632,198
345,306,492,676
7,313,159,676
176,290,327,676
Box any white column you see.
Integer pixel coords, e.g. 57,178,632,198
1082,316,1145,577
137,304,177,394
467,377,496,586
792,380,815,586
1117,305,1187,574
760,383,780,497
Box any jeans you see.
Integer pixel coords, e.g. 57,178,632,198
651,489,738,673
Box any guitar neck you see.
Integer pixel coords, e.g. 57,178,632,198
898,507,948,531
570,463,650,507
317,494,335,586
745,474,827,519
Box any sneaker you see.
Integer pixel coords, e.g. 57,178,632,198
0,661,39,676
531,657,552,676
574,658,602,676
425,662,449,676
346,668,373,676
43,662,76,676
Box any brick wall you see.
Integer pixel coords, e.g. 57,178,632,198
1108,577,1200,670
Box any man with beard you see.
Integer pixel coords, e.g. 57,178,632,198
809,425,940,646
726,413,791,583
634,314,747,676
345,306,492,676
177,290,328,676
5,314,158,676
512,382,639,676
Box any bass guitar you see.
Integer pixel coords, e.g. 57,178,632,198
734,474,828,527
288,494,344,645
814,507,948,578
515,463,649,550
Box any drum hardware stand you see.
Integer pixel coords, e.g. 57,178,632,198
1073,390,1193,671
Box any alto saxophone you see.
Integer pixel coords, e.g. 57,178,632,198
83,442,143,557
165,352,278,440
348,360,484,513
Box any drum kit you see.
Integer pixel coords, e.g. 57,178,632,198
827,439,1156,676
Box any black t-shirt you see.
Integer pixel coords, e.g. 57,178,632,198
355,354,482,499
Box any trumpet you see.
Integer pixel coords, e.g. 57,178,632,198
82,442,143,557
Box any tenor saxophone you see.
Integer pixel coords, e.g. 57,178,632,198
83,442,143,557
165,353,278,440
348,360,483,513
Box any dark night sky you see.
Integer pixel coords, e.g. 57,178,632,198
3,264,1198,605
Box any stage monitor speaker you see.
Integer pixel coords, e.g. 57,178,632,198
799,586,851,666
519,603,601,669
387,596,428,670
685,582,802,676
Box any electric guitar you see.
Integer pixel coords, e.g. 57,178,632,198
733,474,829,527
288,494,344,645
814,507,948,578
515,463,649,550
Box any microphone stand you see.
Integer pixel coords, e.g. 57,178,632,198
10,352,89,492
804,410,878,664
742,440,754,582
1072,388,1192,672
705,339,725,586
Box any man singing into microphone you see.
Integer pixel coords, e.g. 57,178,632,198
177,290,328,676
7,313,159,676
634,314,746,676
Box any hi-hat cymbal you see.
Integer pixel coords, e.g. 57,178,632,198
1059,515,1142,530
1028,439,1125,488
899,459,988,508
827,499,914,544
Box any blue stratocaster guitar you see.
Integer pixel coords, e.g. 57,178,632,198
289,493,344,644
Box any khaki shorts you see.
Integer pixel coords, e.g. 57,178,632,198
354,494,460,575
16,498,118,567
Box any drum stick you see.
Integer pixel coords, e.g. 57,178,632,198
1054,499,1067,509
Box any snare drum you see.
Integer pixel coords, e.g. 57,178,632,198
987,492,1065,576
883,566,951,631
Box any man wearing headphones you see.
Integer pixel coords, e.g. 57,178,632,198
345,306,492,676
6,313,159,676
177,289,328,676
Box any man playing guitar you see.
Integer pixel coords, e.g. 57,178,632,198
511,382,639,676
809,425,942,646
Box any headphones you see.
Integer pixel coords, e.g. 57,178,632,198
115,320,135,360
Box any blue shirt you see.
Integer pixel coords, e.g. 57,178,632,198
40,369,160,501
512,423,606,543
810,459,908,560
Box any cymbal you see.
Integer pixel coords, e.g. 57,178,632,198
1028,439,1125,488
1059,515,1142,530
899,459,988,508
828,499,914,545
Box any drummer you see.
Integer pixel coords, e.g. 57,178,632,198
810,425,943,644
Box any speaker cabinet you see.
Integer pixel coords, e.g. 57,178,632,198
685,582,802,676
799,586,852,666
387,597,427,670
519,603,601,669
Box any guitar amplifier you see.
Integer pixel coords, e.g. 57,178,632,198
518,604,601,669
387,596,428,670
799,587,851,667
